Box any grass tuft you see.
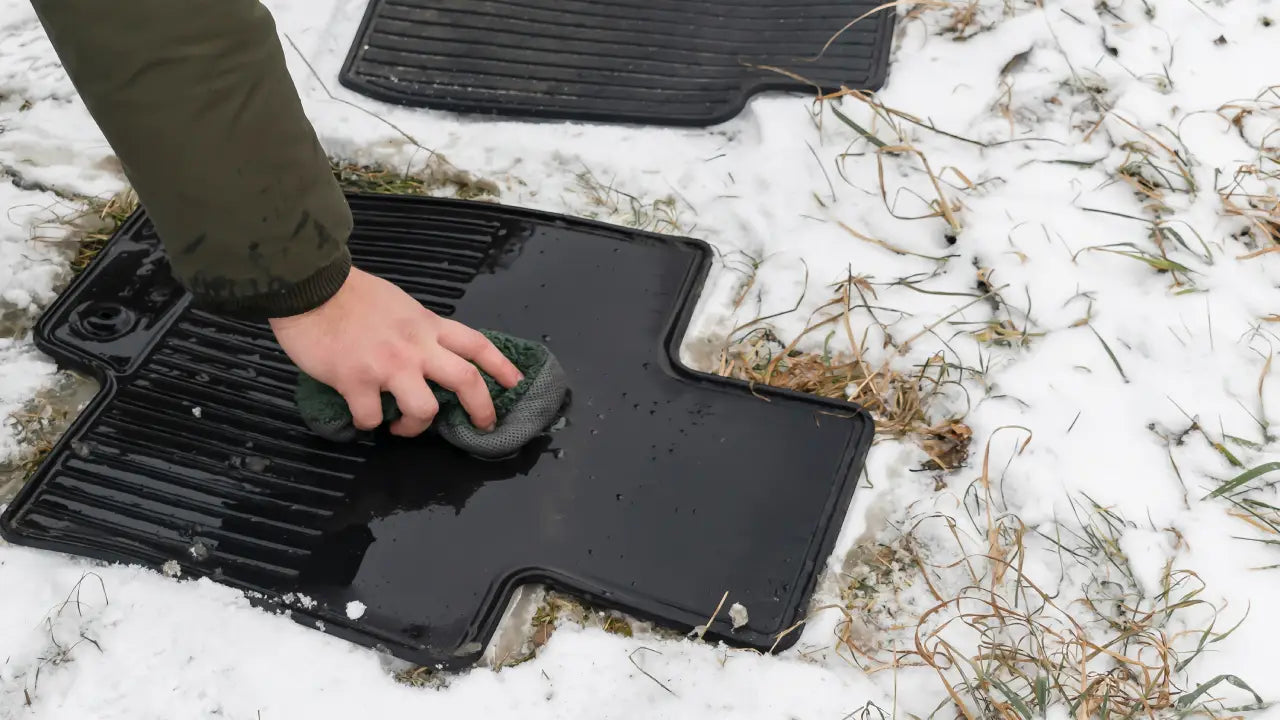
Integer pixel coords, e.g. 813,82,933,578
716,273,976,472
717,332,973,470
394,665,447,689
71,188,139,274
482,591,672,670
572,166,691,234
1215,89,1280,258
17,186,139,281
829,434,1263,719
15,572,109,708
331,158,499,200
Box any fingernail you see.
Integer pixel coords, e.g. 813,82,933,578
484,423,497,433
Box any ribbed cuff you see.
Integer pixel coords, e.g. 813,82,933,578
190,248,352,320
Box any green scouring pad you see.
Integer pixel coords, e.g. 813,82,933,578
295,330,567,459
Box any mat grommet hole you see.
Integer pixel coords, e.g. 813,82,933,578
74,301,135,340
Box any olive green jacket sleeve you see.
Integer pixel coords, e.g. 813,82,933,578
30,0,352,319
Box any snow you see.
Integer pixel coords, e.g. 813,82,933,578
0,545,888,719
0,181,68,462
0,339,56,462
2,0,1280,716
345,600,367,620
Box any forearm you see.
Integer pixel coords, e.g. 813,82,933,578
31,0,352,318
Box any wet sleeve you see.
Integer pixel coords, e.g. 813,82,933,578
30,0,353,319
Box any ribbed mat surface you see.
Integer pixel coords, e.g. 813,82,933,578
340,0,895,125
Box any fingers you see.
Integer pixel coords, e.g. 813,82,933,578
327,318,514,438
342,384,385,431
423,348,498,431
438,321,523,389
385,373,440,438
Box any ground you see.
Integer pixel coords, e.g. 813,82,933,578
2,0,1280,718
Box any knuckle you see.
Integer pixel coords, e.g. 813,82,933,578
395,316,420,341
408,396,439,420
463,364,485,388
382,344,406,367
447,322,484,349
373,342,414,375
356,363,382,384
362,353,390,379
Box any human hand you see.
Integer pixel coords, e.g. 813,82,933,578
269,267,523,437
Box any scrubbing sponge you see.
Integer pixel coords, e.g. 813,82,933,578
295,330,567,458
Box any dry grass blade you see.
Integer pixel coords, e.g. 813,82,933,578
629,648,678,696
875,144,964,235
838,221,953,261
1222,188,1280,258
812,0,946,60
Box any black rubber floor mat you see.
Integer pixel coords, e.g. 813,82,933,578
339,0,896,126
2,195,873,669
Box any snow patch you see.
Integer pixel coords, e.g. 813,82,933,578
346,601,367,620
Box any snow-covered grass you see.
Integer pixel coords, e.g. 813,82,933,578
3,0,1280,717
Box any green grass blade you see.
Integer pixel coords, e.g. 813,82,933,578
1205,462,1280,499
1212,441,1244,467
1090,327,1129,382
989,677,1035,719
1104,249,1196,274
830,104,887,148
1175,674,1263,710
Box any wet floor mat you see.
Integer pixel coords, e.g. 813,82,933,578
1,195,873,668
339,0,896,125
